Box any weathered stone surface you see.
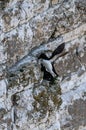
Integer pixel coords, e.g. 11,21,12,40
0,0,86,130
0,0,86,67
68,99,86,130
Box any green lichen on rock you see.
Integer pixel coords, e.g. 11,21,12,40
33,85,48,117
7,63,43,89
32,79,62,120
0,108,7,118
48,80,62,107
0,0,10,10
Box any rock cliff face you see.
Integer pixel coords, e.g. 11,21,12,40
0,0,86,130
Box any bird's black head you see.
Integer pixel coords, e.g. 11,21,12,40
38,53,49,60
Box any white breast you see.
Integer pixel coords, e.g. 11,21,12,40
41,59,55,77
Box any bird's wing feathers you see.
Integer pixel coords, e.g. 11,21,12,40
38,43,65,60
50,43,65,59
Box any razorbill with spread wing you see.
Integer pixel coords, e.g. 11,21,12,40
38,43,65,81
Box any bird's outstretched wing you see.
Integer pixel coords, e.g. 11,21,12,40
50,43,65,59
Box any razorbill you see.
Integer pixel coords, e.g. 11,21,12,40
38,43,65,81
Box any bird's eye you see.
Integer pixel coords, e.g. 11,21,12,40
9,73,15,77
20,68,24,72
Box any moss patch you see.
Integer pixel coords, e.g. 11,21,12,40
32,79,62,120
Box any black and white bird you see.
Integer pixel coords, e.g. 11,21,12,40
38,43,65,81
